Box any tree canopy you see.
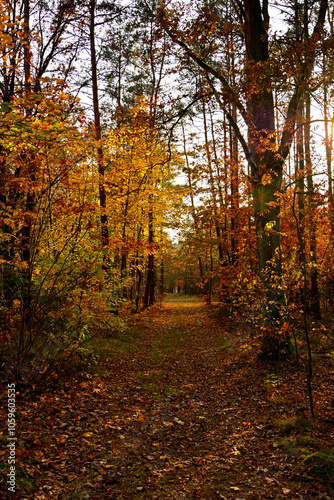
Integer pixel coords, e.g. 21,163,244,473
0,0,334,395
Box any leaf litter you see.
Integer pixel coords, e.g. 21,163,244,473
1,297,334,499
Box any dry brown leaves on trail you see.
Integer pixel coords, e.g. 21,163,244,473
1,296,334,499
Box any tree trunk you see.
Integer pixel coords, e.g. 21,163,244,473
181,121,205,285
244,0,284,319
295,101,308,313
305,93,321,319
244,0,281,314
143,194,156,308
90,0,109,256
323,54,334,309
202,100,224,266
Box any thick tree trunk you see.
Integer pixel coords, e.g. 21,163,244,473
252,177,284,320
244,0,284,321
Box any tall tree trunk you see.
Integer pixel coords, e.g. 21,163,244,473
135,224,143,312
181,121,204,285
323,54,334,309
120,184,131,298
227,32,239,267
295,101,307,313
159,226,164,298
143,194,156,308
243,0,284,321
229,102,239,267
24,0,31,95
202,100,224,265
90,0,109,258
305,93,321,319
22,0,33,266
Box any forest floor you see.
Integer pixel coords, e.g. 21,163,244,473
1,295,334,499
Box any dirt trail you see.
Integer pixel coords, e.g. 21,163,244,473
2,297,333,499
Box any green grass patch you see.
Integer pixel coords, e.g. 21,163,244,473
273,436,319,457
163,293,202,304
163,386,187,398
148,329,188,362
135,370,162,396
273,415,315,434
303,449,334,480
135,371,187,398
217,340,236,352
85,325,145,360
272,415,334,484
140,382,160,396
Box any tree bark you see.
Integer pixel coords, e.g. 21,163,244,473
143,194,156,308
90,0,109,255
181,121,205,285
305,94,321,319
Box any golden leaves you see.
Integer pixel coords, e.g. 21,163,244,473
261,172,273,185
265,221,276,231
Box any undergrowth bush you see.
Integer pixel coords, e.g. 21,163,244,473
0,286,123,389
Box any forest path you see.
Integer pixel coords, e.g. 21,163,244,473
8,296,333,499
